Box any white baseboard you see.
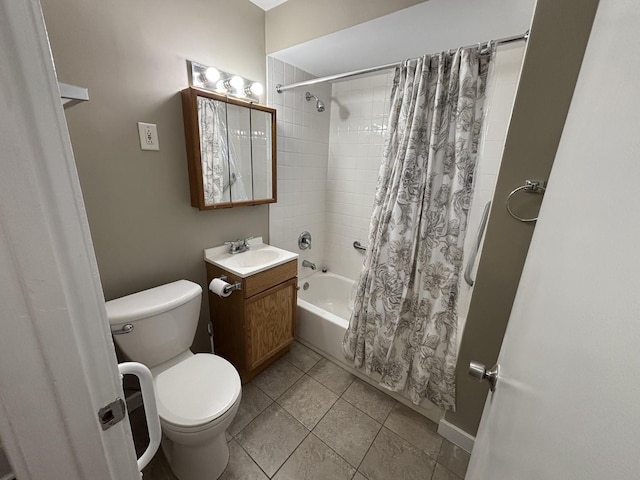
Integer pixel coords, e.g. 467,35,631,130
438,418,475,453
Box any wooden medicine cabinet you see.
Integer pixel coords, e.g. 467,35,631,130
181,87,277,209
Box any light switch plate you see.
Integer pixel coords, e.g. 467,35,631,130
138,122,159,151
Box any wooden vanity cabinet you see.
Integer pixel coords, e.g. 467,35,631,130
206,259,297,383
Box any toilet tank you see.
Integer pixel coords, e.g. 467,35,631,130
105,280,202,368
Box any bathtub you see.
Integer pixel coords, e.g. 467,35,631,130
296,271,445,424
297,272,353,362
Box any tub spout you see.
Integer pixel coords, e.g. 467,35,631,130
302,260,317,270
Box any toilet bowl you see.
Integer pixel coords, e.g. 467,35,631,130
105,280,241,480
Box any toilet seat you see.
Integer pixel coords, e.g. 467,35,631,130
154,354,241,429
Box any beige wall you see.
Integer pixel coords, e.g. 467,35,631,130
265,0,426,53
40,0,268,352
446,0,600,435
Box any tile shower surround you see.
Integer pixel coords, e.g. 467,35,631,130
269,45,525,332
133,341,471,480
267,58,331,278
324,72,394,281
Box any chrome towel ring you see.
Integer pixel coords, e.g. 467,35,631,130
506,179,546,223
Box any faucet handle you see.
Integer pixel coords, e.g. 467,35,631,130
243,235,255,245
298,231,312,250
224,239,244,254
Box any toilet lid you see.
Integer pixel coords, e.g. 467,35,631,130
154,354,241,428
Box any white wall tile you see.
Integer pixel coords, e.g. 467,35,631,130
268,58,330,275
322,73,393,280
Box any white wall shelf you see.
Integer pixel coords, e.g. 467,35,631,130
59,82,89,108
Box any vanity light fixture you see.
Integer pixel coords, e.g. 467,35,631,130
204,67,220,83
228,75,245,92
188,60,263,102
245,82,264,97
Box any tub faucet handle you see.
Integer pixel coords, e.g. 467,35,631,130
299,231,312,250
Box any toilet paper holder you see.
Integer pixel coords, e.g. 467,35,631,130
217,276,242,295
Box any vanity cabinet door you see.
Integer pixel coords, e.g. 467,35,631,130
245,278,296,371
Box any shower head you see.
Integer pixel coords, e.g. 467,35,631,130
305,91,325,112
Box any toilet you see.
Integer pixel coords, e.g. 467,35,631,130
105,280,241,480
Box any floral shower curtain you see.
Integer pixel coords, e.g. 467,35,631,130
343,47,490,410
198,96,227,205
198,97,248,205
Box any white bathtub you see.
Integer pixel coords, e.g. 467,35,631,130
296,270,444,424
297,272,353,362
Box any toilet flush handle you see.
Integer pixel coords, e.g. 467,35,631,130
111,323,134,335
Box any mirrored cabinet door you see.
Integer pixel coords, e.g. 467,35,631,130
181,87,277,210
251,107,274,201
196,96,231,205
226,103,253,202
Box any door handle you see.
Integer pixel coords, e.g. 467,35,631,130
469,361,500,391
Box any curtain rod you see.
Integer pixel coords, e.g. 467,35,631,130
275,31,529,93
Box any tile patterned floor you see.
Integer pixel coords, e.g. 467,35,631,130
135,342,470,480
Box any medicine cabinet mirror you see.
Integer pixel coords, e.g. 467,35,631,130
181,87,276,209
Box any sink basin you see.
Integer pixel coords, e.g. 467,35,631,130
204,237,298,278
225,249,280,268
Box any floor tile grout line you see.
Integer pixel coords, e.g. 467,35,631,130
260,368,368,473
236,401,312,479
339,385,395,427
287,344,358,396
277,375,341,430
235,357,335,441
268,430,312,479
251,375,279,399
305,431,360,478
436,439,470,479
381,404,446,464
335,379,451,462
233,437,273,480
432,462,464,480
354,422,384,473
234,394,452,480
230,397,275,440
241,343,458,478
274,371,308,402
304,395,359,468
281,342,322,373
310,371,355,397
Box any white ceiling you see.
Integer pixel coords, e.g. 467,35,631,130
271,0,536,77
249,0,288,11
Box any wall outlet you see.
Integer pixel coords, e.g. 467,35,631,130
137,122,159,151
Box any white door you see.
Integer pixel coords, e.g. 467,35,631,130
0,1,141,478
467,0,640,478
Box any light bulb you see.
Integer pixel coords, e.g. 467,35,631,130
192,72,205,87
249,82,264,96
204,67,220,83
229,75,245,91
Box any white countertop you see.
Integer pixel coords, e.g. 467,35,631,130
204,237,298,278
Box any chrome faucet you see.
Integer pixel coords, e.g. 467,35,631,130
225,236,254,254
302,260,317,270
